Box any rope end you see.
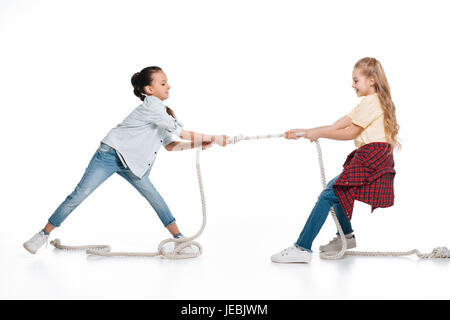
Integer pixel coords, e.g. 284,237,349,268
420,247,450,259
50,239,61,247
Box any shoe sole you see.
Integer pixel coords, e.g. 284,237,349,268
271,259,311,264
271,256,312,263
23,243,37,254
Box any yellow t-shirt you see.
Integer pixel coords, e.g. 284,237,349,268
347,94,387,148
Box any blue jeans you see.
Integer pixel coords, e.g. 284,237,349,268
48,143,176,228
295,175,353,252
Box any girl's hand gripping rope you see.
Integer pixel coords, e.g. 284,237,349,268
285,130,306,139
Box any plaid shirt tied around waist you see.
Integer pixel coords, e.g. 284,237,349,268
333,142,396,220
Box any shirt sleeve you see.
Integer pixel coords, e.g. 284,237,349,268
161,129,181,147
143,99,184,135
347,95,384,129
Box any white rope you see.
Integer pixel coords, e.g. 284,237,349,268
314,140,348,260
51,133,450,260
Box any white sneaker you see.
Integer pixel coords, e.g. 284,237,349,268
271,245,312,263
23,231,49,254
319,234,356,252
174,237,195,255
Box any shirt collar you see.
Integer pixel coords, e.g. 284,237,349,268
144,95,163,104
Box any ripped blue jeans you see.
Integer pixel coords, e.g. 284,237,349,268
48,143,176,228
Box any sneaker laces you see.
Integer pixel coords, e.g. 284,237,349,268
328,234,352,245
327,237,340,245
281,246,298,256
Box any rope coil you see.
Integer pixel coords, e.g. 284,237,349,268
51,133,449,259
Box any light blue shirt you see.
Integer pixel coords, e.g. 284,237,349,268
102,95,183,179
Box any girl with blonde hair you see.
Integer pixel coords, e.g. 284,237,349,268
272,57,400,263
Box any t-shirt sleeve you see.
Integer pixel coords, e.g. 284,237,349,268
347,95,384,129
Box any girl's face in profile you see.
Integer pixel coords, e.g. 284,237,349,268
145,71,171,100
352,68,375,97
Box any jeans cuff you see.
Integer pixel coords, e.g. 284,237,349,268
47,220,59,228
294,243,313,253
335,230,354,236
164,219,176,228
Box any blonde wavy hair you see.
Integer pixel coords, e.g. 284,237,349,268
354,57,401,150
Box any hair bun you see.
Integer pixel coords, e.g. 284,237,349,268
131,72,141,87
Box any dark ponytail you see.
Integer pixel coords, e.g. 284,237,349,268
131,66,163,101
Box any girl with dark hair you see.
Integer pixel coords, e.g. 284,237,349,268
24,66,229,254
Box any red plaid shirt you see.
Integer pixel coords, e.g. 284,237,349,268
333,142,396,220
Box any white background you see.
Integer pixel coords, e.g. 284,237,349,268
1,0,449,300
